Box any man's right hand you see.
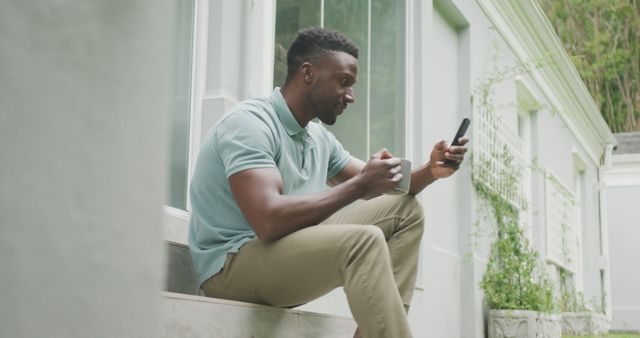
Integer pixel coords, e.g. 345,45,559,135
355,149,403,200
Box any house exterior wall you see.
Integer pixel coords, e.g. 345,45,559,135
0,1,175,337
533,104,609,305
164,0,617,336
605,153,640,331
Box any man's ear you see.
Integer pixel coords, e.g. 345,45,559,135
301,62,313,83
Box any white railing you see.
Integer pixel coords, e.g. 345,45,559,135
545,172,578,272
472,106,526,210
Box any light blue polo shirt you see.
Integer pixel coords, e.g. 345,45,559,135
188,88,352,287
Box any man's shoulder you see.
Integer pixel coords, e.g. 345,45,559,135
236,96,275,114
216,97,277,130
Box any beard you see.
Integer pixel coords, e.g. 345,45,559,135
308,84,343,125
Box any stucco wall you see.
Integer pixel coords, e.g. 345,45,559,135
0,1,174,337
607,185,640,331
606,154,640,332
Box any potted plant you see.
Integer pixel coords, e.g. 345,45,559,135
470,48,563,338
477,184,560,338
473,150,560,338
558,271,610,336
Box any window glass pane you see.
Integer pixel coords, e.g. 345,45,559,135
273,0,405,161
324,0,369,160
370,0,405,157
273,0,321,88
167,0,195,210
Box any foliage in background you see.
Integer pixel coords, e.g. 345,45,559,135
539,0,640,132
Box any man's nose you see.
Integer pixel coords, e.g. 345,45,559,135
345,88,355,103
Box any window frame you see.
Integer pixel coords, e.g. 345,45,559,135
273,0,409,160
163,0,278,244
163,0,217,244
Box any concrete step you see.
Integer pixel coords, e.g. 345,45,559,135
163,242,357,337
165,241,200,295
160,292,357,338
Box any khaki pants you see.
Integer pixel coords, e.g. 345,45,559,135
201,194,425,338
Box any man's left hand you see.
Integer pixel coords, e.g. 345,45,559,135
427,137,469,179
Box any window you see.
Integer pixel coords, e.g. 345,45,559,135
273,0,406,159
166,0,196,210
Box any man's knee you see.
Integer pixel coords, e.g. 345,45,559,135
391,194,425,229
333,226,388,276
352,225,386,243
342,225,387,254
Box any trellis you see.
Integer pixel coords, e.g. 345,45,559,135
545,172,578,273
472,106,526,210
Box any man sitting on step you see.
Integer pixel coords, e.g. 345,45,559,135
188,27,468,338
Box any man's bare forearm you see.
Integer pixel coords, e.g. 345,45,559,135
408,162,437,195
255,176,366,242
231,154,401,242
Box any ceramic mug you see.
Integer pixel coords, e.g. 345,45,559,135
385,158,411,195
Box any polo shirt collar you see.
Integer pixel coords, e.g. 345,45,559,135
271,87,306,136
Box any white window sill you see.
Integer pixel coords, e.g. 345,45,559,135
164,206,190,245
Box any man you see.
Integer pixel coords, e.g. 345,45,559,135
188,27,468,338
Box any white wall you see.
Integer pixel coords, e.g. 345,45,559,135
0,1,174,337
531,104,609,306
417,3,467,337
606,154,640,331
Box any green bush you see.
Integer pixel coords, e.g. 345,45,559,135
558,269,589,313
473,147,554,312
476,180,555,312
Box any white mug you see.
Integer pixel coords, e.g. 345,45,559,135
385,159,411,195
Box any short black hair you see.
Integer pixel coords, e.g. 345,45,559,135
285,27,359,82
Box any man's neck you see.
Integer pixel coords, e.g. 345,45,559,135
281,84,314,128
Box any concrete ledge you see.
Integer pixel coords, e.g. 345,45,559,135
160,292,357,338
612,307,640,332
165,241,200,295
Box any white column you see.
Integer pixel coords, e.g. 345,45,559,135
600,144,615,320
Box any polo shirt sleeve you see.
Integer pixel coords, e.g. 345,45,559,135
215,112,278,178
325,128,352,179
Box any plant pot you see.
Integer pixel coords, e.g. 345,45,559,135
488,309,562,338
561,312,610,335
537,312,563,337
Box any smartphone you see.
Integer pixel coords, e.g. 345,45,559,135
451,117,470,146
445,117,470,164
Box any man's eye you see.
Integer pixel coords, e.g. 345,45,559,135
341,78,349,86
